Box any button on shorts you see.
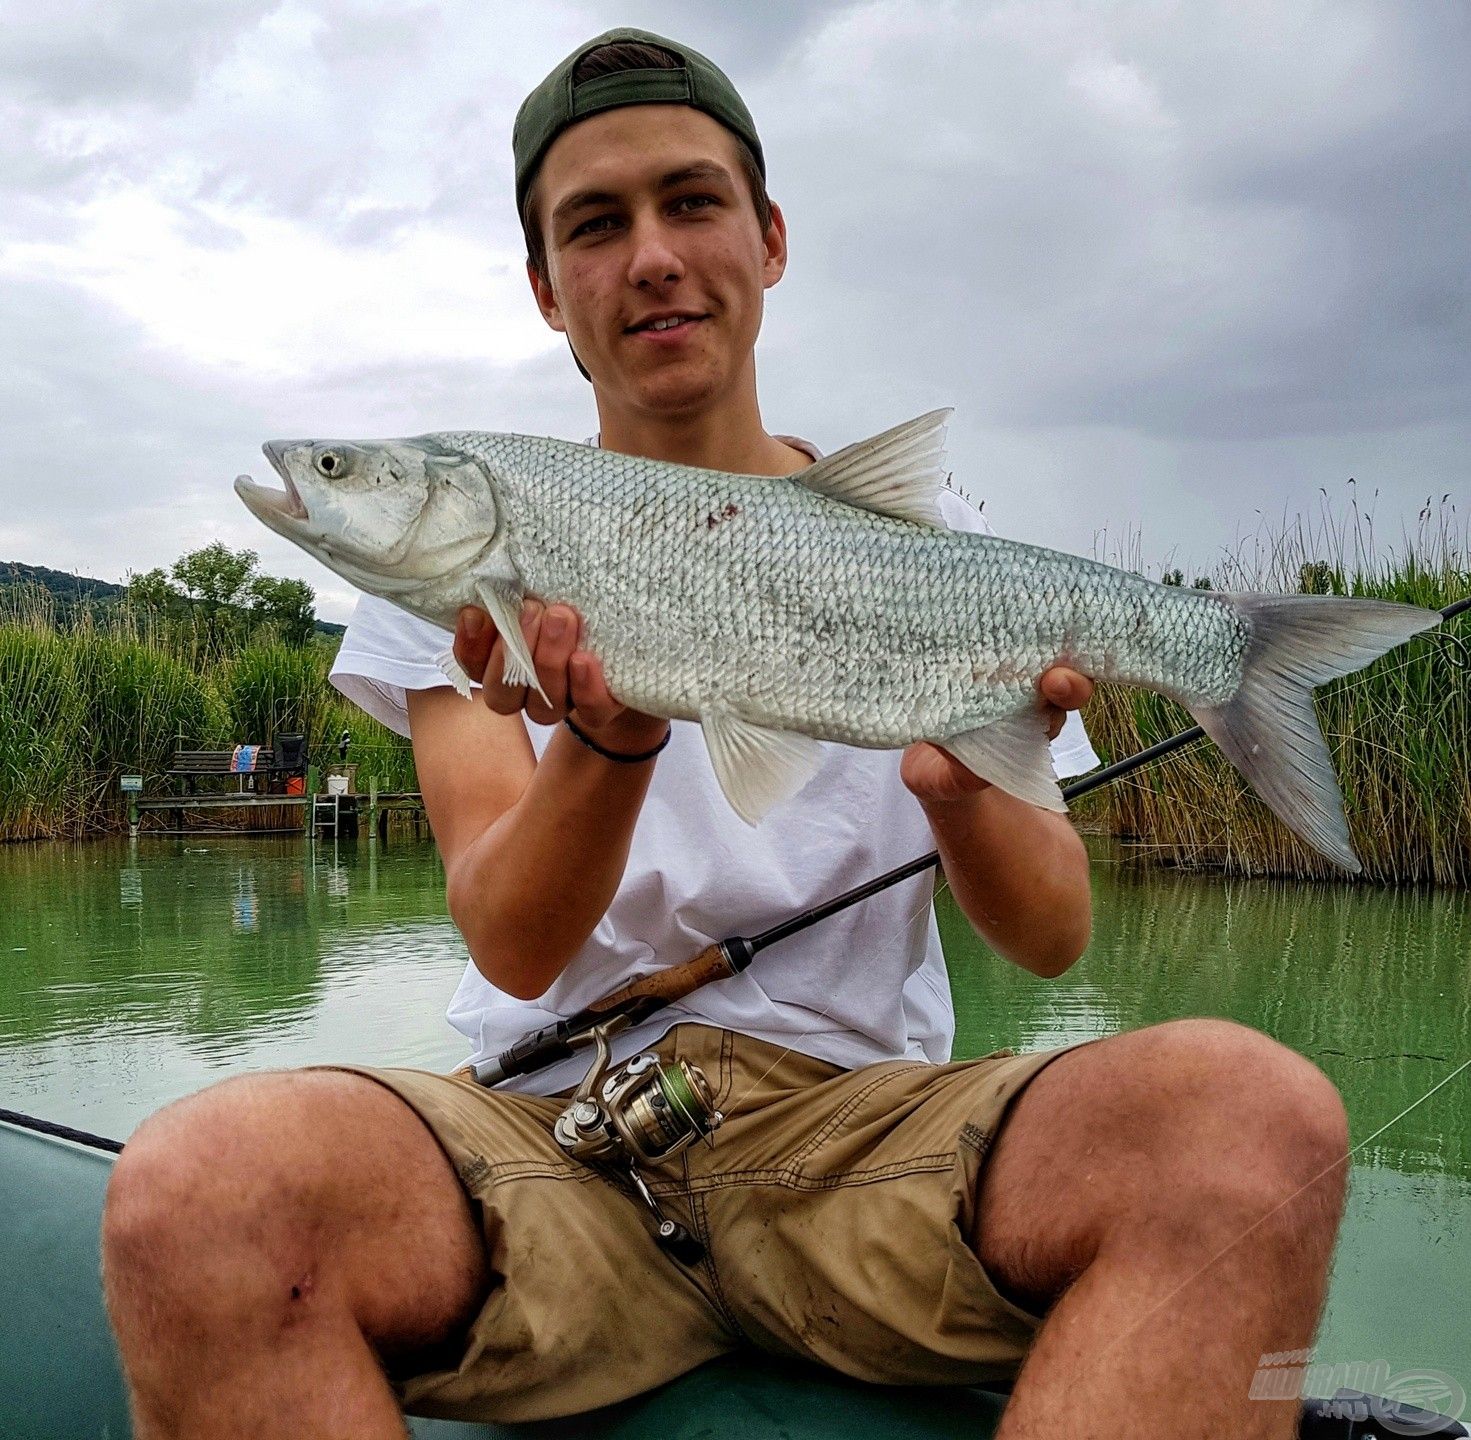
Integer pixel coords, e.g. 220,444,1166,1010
314,1022,1091,1423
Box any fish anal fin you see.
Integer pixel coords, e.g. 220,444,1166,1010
939,709,1065,812
432,647,475,700
700,710,823,825
796,409,952,527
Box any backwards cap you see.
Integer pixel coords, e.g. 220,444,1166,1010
513,26,765,218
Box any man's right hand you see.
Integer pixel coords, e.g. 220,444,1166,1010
454,600,669,756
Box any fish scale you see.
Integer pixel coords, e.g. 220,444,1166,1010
237,408,1442,867
438,429,1237,747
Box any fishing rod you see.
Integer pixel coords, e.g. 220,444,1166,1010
473,593,1471,1088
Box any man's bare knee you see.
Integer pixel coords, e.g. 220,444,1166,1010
973,1019,1349,1308
103,1069,488,1353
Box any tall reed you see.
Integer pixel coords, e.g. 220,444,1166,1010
0,586,415,841
1075,494,1469,885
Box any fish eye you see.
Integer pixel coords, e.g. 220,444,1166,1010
314,449,344,477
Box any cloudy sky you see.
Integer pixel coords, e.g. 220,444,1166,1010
3,0,1466,622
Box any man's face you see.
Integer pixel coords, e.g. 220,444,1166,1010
527,104,786,418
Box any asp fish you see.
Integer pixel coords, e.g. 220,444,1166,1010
236,410,1439,869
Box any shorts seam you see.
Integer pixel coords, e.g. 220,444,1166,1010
692,1187,749,1341
782,1062,929,1176
646,1154,957,1198
481,1160,597,1184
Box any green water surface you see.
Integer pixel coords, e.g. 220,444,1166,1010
2,836,1467,1398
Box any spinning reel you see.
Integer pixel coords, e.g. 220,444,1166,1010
553,1021,723,1265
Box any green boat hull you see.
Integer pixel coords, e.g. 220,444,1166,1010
8,1115,1463,1438
0,1118,1006,1438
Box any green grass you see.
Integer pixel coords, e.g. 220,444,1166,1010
0,586,415,841
1075,493,1469,885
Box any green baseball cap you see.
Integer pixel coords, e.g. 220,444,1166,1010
512,27,766,218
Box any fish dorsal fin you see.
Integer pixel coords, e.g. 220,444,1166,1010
795,409,952,527
938,708,1066,813
700,709,823,825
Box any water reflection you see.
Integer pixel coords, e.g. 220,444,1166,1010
0,837,465,1137
941,843,1471,1382
1,834,1467,1387
945,847,1471,1179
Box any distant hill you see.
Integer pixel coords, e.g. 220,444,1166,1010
2,560,127,605
1,560,347,637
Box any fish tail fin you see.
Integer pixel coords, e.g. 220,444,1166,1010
1186,595,1440,872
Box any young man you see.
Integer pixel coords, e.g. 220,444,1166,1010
101,29,1350,1440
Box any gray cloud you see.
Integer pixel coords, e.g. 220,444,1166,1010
1,0,1467,611
0,0,275,107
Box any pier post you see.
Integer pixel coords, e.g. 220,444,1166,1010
304,764,319,837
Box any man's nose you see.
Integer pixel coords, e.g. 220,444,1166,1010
625,213,685,290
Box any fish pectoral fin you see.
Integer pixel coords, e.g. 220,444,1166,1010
795,409,951,527
700,711,823,826
472,580,549,703
939,710,1066,812
432,647,475,700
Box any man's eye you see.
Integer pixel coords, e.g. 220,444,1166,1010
572,215,617,238
673,194,717,214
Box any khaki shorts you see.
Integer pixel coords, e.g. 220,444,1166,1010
316,1024,1090,1423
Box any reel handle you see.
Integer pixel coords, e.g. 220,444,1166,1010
656,1219,706,1265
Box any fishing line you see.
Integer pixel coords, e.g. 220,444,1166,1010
721,876,955,1115
1089,1053,1471,1370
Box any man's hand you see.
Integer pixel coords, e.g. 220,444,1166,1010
454,600,669,756
899,666,1095,804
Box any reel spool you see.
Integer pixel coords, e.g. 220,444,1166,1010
554,1024,723,1264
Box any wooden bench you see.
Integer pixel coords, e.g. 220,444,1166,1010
169,745,304,794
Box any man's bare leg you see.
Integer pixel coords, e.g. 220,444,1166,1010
101,1070,489,1440
975,1018,1349,1439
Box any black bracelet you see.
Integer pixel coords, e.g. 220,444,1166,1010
563,715,672,764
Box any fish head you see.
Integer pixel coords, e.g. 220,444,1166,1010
235,437,498,589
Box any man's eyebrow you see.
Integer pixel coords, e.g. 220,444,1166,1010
658,161,733,190
549,161,735,230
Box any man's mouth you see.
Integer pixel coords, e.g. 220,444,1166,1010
625,312,709,337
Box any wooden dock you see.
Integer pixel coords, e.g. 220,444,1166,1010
129,778,426,840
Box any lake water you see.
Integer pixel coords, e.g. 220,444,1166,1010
2,834,1467,1406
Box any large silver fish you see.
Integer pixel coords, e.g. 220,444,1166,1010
235,410,1439,869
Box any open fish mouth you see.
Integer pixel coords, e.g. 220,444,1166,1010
233,441,309,522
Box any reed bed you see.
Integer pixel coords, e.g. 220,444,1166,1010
4,492,1466,880
1074,494,1469,885
0,586,415,841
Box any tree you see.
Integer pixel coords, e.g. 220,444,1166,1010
125,567,184,613
250,575,317,646
170,543,260,612
122,544,318,648
168,543,261,645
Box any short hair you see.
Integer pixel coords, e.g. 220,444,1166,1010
520,39,773,282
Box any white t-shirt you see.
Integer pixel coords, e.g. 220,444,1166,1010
330,435,1099,1095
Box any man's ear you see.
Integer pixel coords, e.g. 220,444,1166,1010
762,200,789,290
526,259,566,334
